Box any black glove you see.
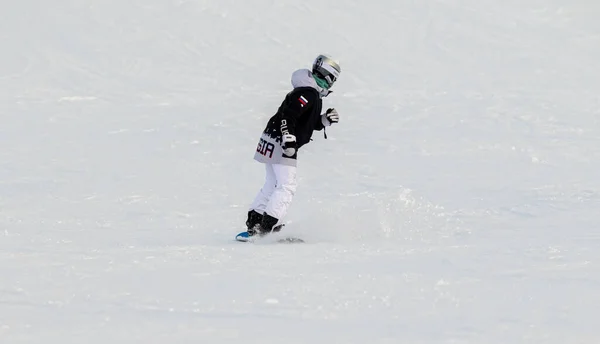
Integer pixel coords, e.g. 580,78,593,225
322,108,339,126
282,134,297,157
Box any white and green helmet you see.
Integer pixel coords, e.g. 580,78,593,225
312,55,341,89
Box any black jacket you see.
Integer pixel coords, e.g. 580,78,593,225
263,87,325,149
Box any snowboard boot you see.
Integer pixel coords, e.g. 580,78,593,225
272,223,284,233
257,213,279,236
246,210,263,236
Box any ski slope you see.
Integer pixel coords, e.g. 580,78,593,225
1,0,600,343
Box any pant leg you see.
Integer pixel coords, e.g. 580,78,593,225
265,164,297,221
249,164,277,214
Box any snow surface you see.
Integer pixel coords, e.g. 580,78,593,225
1,0,600,343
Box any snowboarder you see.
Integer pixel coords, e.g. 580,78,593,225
244,54,341,237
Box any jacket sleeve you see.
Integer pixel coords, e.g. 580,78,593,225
313,112,326,131
279,89,318,137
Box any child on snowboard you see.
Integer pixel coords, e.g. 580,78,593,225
244,54,341,237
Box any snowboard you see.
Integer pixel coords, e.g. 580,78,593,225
235,231,304,244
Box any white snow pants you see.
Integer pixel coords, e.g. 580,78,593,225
250,163,297,221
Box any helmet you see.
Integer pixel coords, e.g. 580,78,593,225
312,55,341,89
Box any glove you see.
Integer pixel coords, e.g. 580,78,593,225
322,108,339,126
282,134,297,157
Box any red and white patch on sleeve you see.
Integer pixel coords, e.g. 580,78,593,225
298,95,308,107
